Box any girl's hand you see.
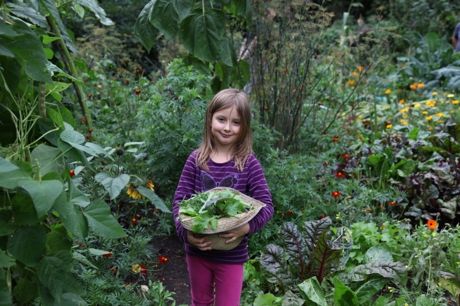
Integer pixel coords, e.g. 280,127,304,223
219,223,250,244
187,231,212,251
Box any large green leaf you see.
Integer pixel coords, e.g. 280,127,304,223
0,21,51,82
151,0,180,39
137,186,170,213
333,277,359,306
179,9,232,65
7,225,47,266
75,0,114,26
135,0,158,51
0,250,15,268
18,179,63,218
6,3,48,28
37,254,81,304
30,144,62,177
60,123,85,145
83,199,126,239
94,172,130,200
12,192,39,225
298,277,327,306
46,224,72,255
0,157,30,189
53,192,88,238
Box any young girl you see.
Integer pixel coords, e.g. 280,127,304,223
172,88,274,306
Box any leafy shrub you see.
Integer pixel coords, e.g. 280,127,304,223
137,59,212,196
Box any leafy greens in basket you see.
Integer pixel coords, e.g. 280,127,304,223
179,189,252,233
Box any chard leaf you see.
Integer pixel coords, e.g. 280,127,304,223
350,261,406,282
260,244,284,275
282,222,306,264
304,217,332,257
308,231,342,283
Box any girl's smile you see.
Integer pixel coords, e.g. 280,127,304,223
211,106,241,149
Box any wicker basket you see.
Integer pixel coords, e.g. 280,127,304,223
179,187,266,234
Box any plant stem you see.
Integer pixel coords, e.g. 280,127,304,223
46,15,93,130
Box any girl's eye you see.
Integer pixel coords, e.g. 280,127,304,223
233,121,240,125
217,118,225,122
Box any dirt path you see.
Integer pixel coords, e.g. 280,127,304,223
152,235,190,305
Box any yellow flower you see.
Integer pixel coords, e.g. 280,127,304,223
131,264,141,273
426,100,436,107
452,99,459,105
422,111,428,115
127,185,143,200
413,102,421,109
435,112,445,118
347,79,357,87
432,91,438,96
402,113,409,119
425,115,433,121
447,93,455,98
386,124,393,129
146,180,155,191
351,71,359,77
356,65,364,72
400,119,409,126
384,88,392,95
399,107,409,114
399,99,405,104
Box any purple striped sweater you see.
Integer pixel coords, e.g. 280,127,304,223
172,150,274,263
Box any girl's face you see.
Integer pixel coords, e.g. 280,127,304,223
211,106,241,149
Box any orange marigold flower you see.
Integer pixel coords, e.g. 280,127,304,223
356,65,364,72
146,180,155,191
426,219,438,231
158,255,169,265
331,191,341,199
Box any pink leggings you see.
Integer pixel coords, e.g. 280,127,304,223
186,255,244,306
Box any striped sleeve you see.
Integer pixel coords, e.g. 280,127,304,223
246,155,274,234
172,151,197,242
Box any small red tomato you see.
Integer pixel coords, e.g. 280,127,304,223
158,255,169,265
388,201,397,207
103,252,113,259
69,169,75,177
341,153,350,161
332,135,340,143
131,217,138,225
335,171,346,179
134,87,141,96
331,191,341,199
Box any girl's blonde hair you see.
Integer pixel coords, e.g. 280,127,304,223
197,88,252,171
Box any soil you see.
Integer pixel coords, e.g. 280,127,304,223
151,235,191,305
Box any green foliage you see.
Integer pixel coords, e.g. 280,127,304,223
137,59,212,195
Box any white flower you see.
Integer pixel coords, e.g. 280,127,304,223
140,285,149,293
